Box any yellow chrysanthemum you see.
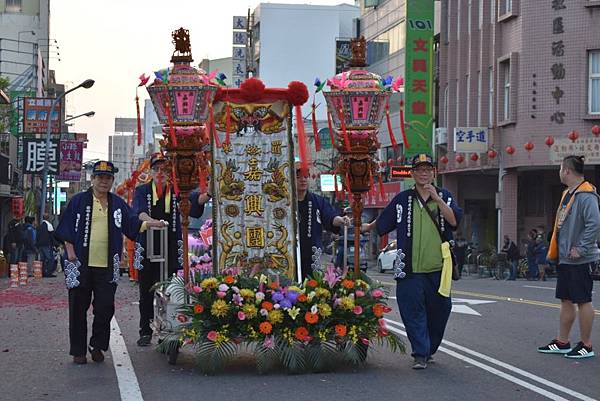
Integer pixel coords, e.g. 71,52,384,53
267,309,284,324
340,296,355,311
355,279,370,289
317,303,332,317
240,289,255,299
201,277,219,289
315,288,331,299
211,299,229,317
242,303,258,319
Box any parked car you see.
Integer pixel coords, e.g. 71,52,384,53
377,240,397,273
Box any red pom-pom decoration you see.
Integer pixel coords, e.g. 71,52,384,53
524,142,534,152
470,153,479,162
455,154,465,164
239,78,266,102
592,125,600,137
505,146,515,155
568,130,579,142
545,136,555,147
287,81,309,106
487,149,497,159
440,155,449,164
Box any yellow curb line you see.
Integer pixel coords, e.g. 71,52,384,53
379,281,600,315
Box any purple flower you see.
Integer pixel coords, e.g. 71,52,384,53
286,291,299,303
272,292,285,302
279,299,292,309
232,293,243,305
263,335,275,349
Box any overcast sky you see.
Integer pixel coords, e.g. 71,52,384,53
50,0,355,161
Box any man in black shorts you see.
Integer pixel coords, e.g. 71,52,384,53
538,155,600,359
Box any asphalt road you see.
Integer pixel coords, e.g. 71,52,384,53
1,272,599,401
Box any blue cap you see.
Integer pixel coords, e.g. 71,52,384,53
92,160,118,177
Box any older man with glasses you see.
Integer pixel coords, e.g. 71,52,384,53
362,154,462,369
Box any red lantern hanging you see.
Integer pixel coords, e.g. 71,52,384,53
524,142,534,152
387,158,394,166
470,153,479,162
11,196,24,220
568,130,579,142
505,146,515,155
487,149,497,159
455,154,465,164
592,125,600,137
440,155,449,164
544,136,555,147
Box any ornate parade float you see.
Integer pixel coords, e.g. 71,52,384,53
143,29,402,373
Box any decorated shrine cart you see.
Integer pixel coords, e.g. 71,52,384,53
140,29,404,373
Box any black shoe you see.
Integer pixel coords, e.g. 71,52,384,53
426,355,434,364
88,346,104,363
564,342,595,359
137,335,152,347
412,356,428,370
73,355,87,364
537,339,571,354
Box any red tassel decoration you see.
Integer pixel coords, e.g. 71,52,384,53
333,171,341,200
135,92,142,146
369,173,375,193
326,111,336,149
295,104,310,174
171,159,180,197
399,100,410,149
385,99,398,151
338,106,351,151
164,100,177,147
311,102,321,152
198,165,207,193
378,173,386,202
225,102,232,146
209,102,221,148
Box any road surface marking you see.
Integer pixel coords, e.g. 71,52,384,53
389,296,495,316
110,317,144,401
524,285,555,290
385,318,597,401
380,281,600,316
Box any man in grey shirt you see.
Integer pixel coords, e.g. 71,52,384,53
538,155,600,359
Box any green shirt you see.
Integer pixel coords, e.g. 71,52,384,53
411,198,443,273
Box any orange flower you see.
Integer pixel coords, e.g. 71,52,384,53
269,282,279,289
259,321,273,334
295,326,309,341
223,275,235,285
261,301,274,311
307,279,318,287
335,324,347,337
341,279,355,289
297,294,307,302
305,312,319,324
373,304,385,318
193,304,204,314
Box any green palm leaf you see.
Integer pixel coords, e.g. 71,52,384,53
279,341,306,374
253,341,280,374
196,341,237,374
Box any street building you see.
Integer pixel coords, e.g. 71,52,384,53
108,118,144,188
438,0,600,250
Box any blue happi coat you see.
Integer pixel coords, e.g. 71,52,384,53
131,183,204,271
55,188,142,287
376,187,463,279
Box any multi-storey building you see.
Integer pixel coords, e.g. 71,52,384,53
439,0,600,249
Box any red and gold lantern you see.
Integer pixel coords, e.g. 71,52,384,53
455,154,465,164
487,149,497,159
11,197,24,220
440,155,449,164
505,146,515,155
470,153,479,162
524,142,534,152
592,125,600,137
545,136,555,147
567,130,579,142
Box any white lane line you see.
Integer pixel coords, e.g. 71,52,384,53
524,285,555,290
384,318,597,401
110,317,144,401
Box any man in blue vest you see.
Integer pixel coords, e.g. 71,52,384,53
362,154,462,369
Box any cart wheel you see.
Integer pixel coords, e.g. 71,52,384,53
167,345,179,365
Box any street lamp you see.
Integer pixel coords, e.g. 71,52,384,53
64,111,95,122
39,79,95,220
17,30,35,51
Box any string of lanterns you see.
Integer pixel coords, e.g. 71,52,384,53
440,125,600,165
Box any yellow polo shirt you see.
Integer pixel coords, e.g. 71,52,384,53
88,195,109,268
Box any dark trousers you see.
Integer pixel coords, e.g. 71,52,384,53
396,271,452,358
138,259,161,336
68,267,116,356
39,246,55,276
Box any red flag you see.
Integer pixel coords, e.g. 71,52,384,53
295,104,310,174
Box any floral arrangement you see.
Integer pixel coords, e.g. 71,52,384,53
158,265,404,374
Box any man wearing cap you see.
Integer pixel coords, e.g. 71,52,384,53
362,154,462,370
296,163,350,280
133,152,209,347
55,160,165,365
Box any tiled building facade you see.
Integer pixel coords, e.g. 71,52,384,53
439,0,600,250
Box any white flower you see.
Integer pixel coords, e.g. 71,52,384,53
310,304,318,314
307,291,316,301
274,303,281,310
255,292,265,302
218,284,229,292
260,308,268,317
